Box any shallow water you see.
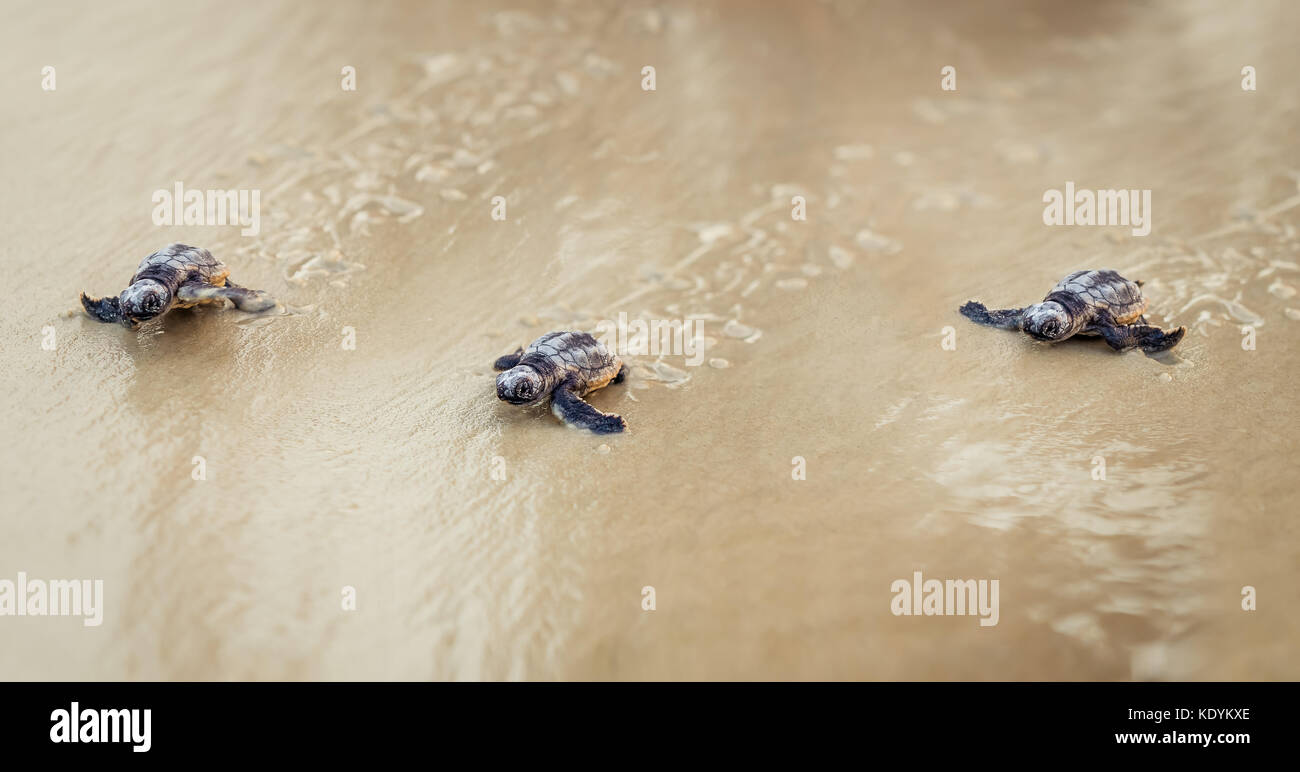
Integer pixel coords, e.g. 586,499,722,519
1,0,1297,679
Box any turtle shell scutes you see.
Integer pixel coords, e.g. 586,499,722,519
1049,269,1147,324
132,243,229,286
521,331,621,391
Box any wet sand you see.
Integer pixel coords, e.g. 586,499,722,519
0,0,1297,679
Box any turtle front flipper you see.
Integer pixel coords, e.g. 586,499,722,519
80,293,124,324
1097,322,1186,353
551,377,626,434
959,301,1024,330
493,349,524,371
177,279,277,312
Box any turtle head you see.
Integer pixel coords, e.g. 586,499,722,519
1021,301,1073,341
119,280,171,327
496,366,544,405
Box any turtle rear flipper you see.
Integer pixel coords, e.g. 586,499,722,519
1097,322,1185,353
959,301,1023,330
81,293,123,324
493,348,524,371
551,378,625,434
178,280,277,312
1140,325,1185,352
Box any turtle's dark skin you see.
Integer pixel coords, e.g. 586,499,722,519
80,243,276,329
493,331,628,434
960,269,1186,353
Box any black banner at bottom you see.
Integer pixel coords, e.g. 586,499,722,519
0,682,1286,759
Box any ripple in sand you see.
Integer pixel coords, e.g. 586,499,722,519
417,52,464,85
1268,279,1296,299
829,245,854,269
855,228,902,254
285,250,366,284
1177,294,1264,326
634,360,691,388
448,148,482,169
638,8,663,33
234,301,312,327
695,223,736,245
722,320,755,338
833,144,874,161
555,71,580,96
913,185,997,212
996,140,1046,164
414,164,449,183
339,193,424,225
776,277,808,291
708,358,730,369
911,99,947,124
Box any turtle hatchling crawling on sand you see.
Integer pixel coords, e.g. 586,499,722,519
494,331,628,434
81,243,276,328
960,269,1185,353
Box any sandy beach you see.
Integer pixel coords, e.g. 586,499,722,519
0,0,1297,680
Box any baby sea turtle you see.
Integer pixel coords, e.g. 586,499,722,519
960,269,1185,352
80,243,276,329
493,331,628,434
